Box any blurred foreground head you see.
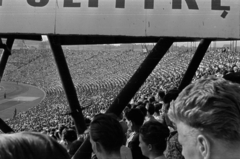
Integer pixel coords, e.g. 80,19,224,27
223,72,240,84
0,131,70,159
168,76,240,159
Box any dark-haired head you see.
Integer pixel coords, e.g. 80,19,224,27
62,129,77,143
136,105,147,117
148,96,155,103
146,103,155,115
163,89,179,105
89,113,125,157
68,138,84,157
158,90,165,100
139,121,170,157
0,132,70,159
125,108,145,127
154,103,162,115
223,72,240,85
125,108,145,132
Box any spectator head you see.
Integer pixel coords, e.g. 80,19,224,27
148,96,155,103
89,113,125,159
84,117,91,127
58,124,67,138
125,108,145,132
0,132,70,159
223,72,240,85
136,105,147,117
168,76,240,159
139,121,170,158
62,128,77,147
154,103,162,115
163,89,179,105
146,103,155,116
162,89,179,128
68,138,84,157
157,90,165,101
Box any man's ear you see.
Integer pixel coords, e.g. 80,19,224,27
148,144,153,151
197,134,210,159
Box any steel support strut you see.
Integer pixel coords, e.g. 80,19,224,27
0,38,15,133
0,38,14,81
72,38,174,159
106,38,174,116
0,118,14,133
48,36,86,135
178,39,211,91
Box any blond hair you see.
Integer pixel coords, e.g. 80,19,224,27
168,76,240,143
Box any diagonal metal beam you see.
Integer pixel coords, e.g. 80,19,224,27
72,38,174,159
48,35,87,135
0,118,14,133
106,38,174,116
0,38,14,82
178,39,212,91
0,38,15,133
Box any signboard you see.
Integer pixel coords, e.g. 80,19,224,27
0,0,239,39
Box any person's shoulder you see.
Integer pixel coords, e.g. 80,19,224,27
120,146,133,159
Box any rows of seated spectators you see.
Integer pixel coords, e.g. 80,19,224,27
4,87,183,159
3,73,240,159
3,48,146,91
4,48,240,132
1,46,239,159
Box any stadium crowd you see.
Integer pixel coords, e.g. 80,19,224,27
1,47,240,159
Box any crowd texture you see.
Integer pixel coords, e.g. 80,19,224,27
1,46,240,159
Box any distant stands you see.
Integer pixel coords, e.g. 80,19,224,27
3,48,240,132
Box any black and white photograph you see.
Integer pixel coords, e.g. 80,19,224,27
0,1,240,159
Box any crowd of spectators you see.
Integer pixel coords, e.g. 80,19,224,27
1,46,240,159
3,48,240,130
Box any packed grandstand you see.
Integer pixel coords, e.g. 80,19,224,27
1,1,240,158
0,43,240,159
2,45,239,133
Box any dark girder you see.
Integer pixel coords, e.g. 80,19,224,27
48,36,87,135
179,39,212,91
0,38,15,133
0,38,14,81
106,38,174,116
72,38,174,159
